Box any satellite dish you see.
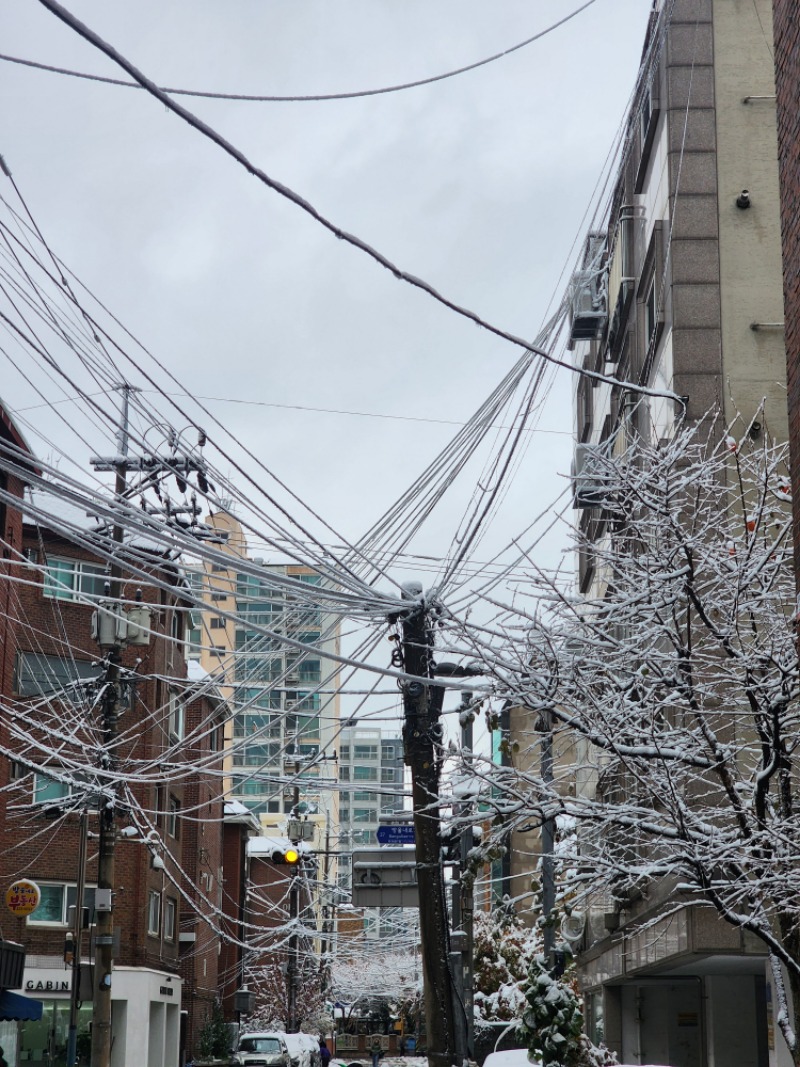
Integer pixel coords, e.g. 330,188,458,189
560,912,586,942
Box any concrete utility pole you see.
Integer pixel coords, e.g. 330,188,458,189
452,693,475,1064
538,710,555,968
90,384,133,1067
286,776,301,1034
392,582,455,1067
66,809,89,1067
88,387,218,1067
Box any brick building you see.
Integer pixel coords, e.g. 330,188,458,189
0,498,229,1067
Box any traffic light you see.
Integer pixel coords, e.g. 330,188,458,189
271,847,300,866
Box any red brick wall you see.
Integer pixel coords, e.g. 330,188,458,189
773,0,800,584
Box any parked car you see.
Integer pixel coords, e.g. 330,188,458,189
233,1032,292,1067
283,1032,322,1067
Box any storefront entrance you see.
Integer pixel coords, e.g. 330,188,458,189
19,1000,92,1066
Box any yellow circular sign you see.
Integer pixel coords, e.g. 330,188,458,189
6,879,41,917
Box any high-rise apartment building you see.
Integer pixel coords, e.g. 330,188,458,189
187,512,341,836
336,727,406,941
513,2,787,1064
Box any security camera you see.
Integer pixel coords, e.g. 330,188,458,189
736,190,751,209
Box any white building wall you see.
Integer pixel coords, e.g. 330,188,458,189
21,964,181,1067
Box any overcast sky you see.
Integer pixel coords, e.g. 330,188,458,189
1,0,652,582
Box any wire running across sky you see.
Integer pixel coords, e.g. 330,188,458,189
1,1,597,103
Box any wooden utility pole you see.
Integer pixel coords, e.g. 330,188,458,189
393,582,455,1067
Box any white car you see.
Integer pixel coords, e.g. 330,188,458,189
483,1051,537,1067
233,1032,292,1067
283,1032,322,1067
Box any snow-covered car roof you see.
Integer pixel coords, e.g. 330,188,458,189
483,1051,536,1067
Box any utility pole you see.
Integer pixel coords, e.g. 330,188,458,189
88,388,217,1067
90,384,134,1067
391,582,455,1067
538,710,555,969
457,694,475,1062
286,774,301,1034
66,809,89,1067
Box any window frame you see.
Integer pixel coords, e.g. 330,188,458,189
164,897,177,941
27,882,96,927
148,891,161,936
167,795,180,839
42,556,107,603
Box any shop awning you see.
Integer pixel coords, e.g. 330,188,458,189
0,990,44,1022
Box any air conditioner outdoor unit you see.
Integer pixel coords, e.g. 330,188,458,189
569,232,608,343
572,443,611,508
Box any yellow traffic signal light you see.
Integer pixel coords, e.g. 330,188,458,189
270,847,301,865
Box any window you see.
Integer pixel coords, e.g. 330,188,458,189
211,592,227,602
644,278,657,347
353,808,377,823
340,807,350,823
339,746,350,761
211,647,226,658
167,796,180,838
298,659,321,683
43,558,107,602
354,745,378,761
28,884,94,926
381,745,395,761
148,891,161,936
33,774,70,805
211,564,228,574
14,653,97,698
168,690,184,741
33,771,101,810
210,618,226,630
164,898,177,941
353,791,375,802
639,219,665,354
339,767,350,782
353,766,377,781
381,768,396,783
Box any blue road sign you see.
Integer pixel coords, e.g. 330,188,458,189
376,823,415,845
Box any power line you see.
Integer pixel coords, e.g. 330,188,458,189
31,0,681,406
0,2,597,103
16,387,572,435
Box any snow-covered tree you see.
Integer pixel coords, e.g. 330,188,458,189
472,906,539,1027
331,950,421,1031
460,418,800,1060
517,956,608,1067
